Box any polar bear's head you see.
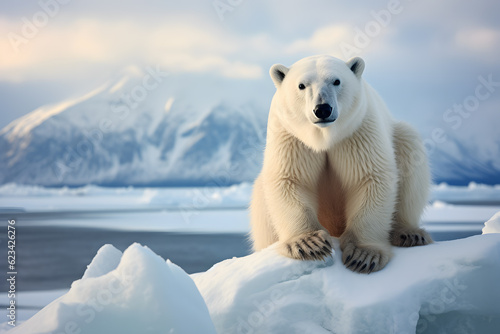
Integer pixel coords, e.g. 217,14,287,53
269,55,366,151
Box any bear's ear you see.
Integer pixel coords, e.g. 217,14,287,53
269,64,289,87
346,57,365,79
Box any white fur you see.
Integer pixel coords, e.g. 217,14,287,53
250,55,431,273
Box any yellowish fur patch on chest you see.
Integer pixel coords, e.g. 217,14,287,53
317,157,346,237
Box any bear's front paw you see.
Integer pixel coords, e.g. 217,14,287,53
390,226,433,247
340,233,391,274
278,230,333,261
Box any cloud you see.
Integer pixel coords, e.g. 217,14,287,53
455,27,500,62
285,24,351,57
1,0,499,137
0,17,263,82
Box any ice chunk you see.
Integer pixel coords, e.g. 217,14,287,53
82,244,122,279
10,243,216,334
7,234,500,334
193,235,500,334
483,211,500,234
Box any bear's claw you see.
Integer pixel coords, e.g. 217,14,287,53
278,230,333,261
390,226,433,247
340,232,391,274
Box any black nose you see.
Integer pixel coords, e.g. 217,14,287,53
313,104,332,119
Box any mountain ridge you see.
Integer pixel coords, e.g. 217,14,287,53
1,70,498,186
0,71,267,187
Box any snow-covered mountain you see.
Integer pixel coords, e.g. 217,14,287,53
430,132,500,186
0,67,498,187
0,68,267,187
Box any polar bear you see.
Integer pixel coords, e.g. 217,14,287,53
250,55,432,273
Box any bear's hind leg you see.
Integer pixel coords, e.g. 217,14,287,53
390,122,433,247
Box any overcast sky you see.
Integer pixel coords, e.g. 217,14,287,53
1,0,499,139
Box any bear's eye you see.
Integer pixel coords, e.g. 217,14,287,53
333,79,341,86
298,83,306,90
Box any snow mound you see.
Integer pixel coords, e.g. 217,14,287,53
10,244,216,334
194,235,500,334
8,235,500,334
483,211,500,234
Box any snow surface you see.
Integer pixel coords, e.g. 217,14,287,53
1,182,499,213
0,290,68,330
13,209,250,234
6,230,500,333
0,182,252,213
431,182,500,204
423,201,500,227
